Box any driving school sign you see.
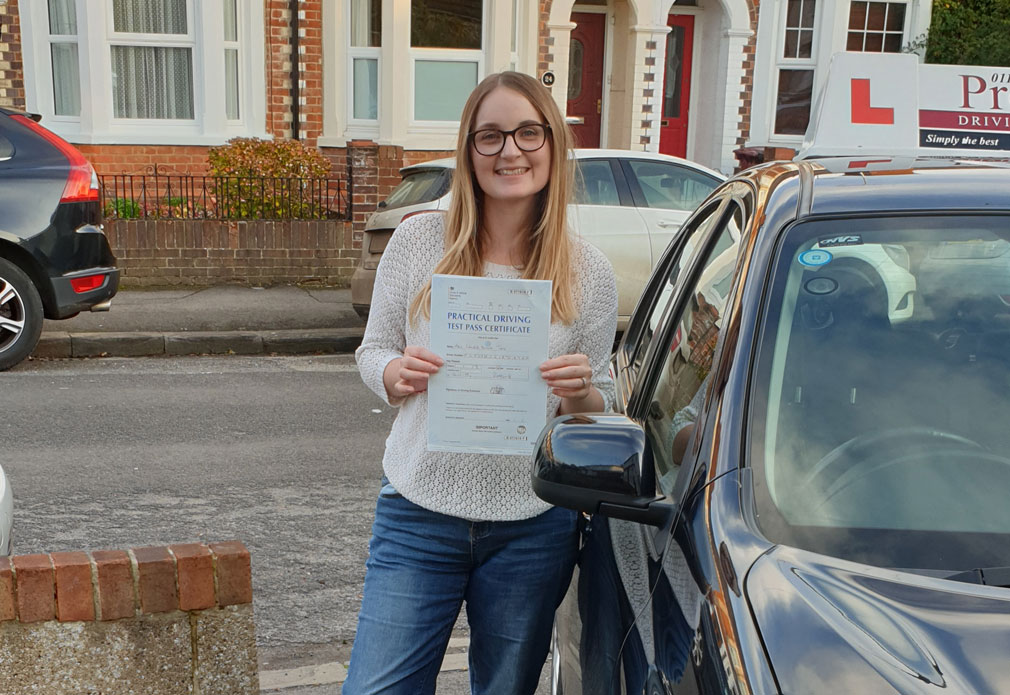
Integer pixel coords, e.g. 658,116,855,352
800,52,1010,159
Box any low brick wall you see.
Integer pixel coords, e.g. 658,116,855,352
106,218,357,287
0,541,258,695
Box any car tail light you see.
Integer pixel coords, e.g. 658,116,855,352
70,274,107,293
670,324,683,353
11,114,100,203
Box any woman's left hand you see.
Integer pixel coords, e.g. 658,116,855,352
540,353,594,399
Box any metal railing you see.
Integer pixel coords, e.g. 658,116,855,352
99,173,350,220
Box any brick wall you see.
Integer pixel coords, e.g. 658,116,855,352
0,541,257,695
105,219,356,287
0,0,25,111
267,0,319,141
79,145,214,176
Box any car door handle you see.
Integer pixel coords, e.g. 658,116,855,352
657,220,680,228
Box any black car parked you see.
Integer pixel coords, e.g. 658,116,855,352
0,108,119,370
534,157,1010,694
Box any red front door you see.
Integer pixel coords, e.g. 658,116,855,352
567,12,605,148
659,14,694,157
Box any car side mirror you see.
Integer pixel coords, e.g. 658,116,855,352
531,414,676,527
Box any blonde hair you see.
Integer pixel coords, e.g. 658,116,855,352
408,71,577,324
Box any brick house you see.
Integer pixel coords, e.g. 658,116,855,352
0,0,933,277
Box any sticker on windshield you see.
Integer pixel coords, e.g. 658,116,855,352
798,249,833,267
818,235,863,247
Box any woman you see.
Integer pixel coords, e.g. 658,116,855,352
347,71,618,695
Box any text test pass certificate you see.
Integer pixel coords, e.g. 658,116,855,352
427,274,551,455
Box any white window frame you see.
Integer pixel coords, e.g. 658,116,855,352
223,0,241,122
346,0,381,132
19,0,267,145
408,49,484,130
749,0,927,149
770,0,820,140
324,0,526,149
106,0,198,124
45,0,82,119
347,52,381,129
844,1,910,53
408,1,487,132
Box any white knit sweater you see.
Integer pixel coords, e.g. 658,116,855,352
355,213,618,521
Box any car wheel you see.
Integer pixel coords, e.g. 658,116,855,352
551,621,563,695
0,258,44,371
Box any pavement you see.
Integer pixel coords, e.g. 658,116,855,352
36,285,366,361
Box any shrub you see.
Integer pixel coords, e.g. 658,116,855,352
207,137,331,179
105,197,142,219
206,138,333,219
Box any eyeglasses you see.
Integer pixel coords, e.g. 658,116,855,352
468,123,551,156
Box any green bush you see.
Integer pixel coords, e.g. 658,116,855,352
916,0,1010,67
206,137,333,219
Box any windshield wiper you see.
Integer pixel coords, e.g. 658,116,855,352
943,566,1010,588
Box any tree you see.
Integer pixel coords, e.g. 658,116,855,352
918,0,1010,67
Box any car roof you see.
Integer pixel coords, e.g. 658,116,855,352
739,158,1010,218
400,149,726,180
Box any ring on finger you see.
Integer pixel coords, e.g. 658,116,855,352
580,376,588,389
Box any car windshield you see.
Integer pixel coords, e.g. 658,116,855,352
380,168,449,210
751,214,1010,573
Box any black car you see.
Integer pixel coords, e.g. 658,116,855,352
0,108,119,370
533,157,1010,694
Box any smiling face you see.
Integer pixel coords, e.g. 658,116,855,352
469,86,553,207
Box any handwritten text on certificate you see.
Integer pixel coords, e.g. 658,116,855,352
428,274,551,455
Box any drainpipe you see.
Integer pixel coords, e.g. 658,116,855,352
289,0,301,140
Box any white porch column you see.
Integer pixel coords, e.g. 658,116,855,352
545,20,577,117
629,23,671,152
719,28,752,173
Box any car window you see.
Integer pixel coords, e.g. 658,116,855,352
751,214,1010,572
574,159,621,206
379,168,449,210
643,205,743,496
625,159,719,211
626,200,726,379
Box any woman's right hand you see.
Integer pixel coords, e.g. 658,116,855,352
383,345,444,403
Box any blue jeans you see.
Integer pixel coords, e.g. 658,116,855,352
343,481,579,695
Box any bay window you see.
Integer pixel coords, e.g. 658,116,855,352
325,0,530,148
410,0,484,123
19,0,266,144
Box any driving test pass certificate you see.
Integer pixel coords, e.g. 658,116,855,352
427,274,551,455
